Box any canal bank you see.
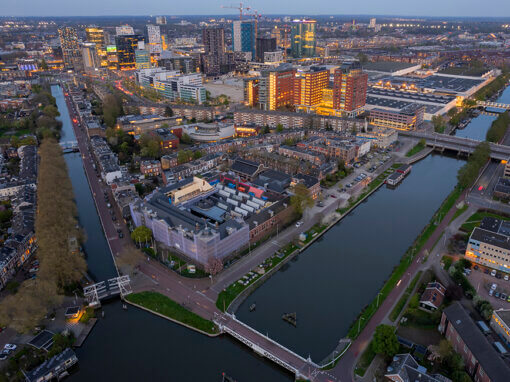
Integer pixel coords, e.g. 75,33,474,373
51,85,294,382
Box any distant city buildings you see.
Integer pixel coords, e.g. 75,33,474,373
232,20,256,60
58,27,81,69
115,34,143,70
256,37,276,63
291,19,316,58
144,24,162,62
116,24,134,36
85,26,107,67
81,42,100,73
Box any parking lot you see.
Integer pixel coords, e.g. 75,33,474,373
467,265,510,309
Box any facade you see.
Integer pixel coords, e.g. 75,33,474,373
419,282,446,311
465,217,510,274
135,48,151,70
491,309,510,346
256,37,276,62
264,50,284,63
439,302,510,382
144,24,162,61
115,34,143,70
356,127,398,148
116,114,179,135
294,67,329,108
90,136,122,184
370,104,425,131
149,127,181,149
505,160,510,178
58,27,81,69
232,20,256,59
258,63,296,110
116,25,134,35
85,26,107,67
291,19,316,58
385,353,448,382
81,42,100,72
332,61,368,116
494,177,510,200
140,160,162,176
201,27,229,76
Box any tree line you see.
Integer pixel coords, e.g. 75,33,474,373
0,138,87,332
486,111,510,143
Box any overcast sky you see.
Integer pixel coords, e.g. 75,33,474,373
2,0,510,18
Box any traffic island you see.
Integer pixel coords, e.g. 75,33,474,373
125,292,219,335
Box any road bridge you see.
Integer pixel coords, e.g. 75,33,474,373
59,140,79,153
213,312,324,380
476,100,510,110
83,275,132,307
399,131,510,161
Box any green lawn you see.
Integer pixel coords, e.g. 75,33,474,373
406,141,426,157
126,292,218,334
216,242,299,312
450,203,469,223
460,211,510,234
354,342,376,377
389,271,422,322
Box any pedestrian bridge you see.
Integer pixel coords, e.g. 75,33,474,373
213,312,321,380
83,275,132,307
476,100,510,110
59,140,79,153
400,131,510,161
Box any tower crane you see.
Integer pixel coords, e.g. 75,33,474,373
221,3,251,20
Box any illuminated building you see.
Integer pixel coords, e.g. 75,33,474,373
106,45,119,70
135,46,151,70
115,34,143,70
81,42,100,73
235,125,260,137
291,19,316,58
293,66,329,109
258,63,296,110
332,61,368,116
58,27,81,68
116,25,134,35
144,24,162,62
243,78,259,107
270,26,281,47
369,104,424,131
255,37,276,62
85,26,107,67
232,20,256,60
465,217,510,274
491,309,510,346
201,27,231,76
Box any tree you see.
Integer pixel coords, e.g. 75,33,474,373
40,58,48,70
177,150,193,164
205,257,223,276
102,94,123,128
193,150,203,160
290,183,313,215
164,106,174,117
131,226,152,244
371,324,399,357
43,105,60,118
276,124,284,132
432,115,446,133
139,133,161,159
180,133,193,144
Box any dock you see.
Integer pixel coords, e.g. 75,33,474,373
74,318,97,347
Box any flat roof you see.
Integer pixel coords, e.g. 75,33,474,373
471,227,510,251
363,61,418,73
494,309,510,328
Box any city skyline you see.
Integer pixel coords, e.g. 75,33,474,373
2,0,510,18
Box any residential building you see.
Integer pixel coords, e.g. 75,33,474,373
230,158,265,182
149,127,181,149
294,66,330,108
116,114,179,135
491,309,510,346
232,20,256,60
356,127,398,148
291,19,316,58
297,137,357,164
155,16,167,25
58,27,81,69
201,27,231,76
369,104,425,131
246,196,293,243
465,217,510,274
385,353,449,382
264,51,284,64
292,173,321,200
332,61,368,116
494,177,510,200
256,37,276,62
90,136,122,184
439,302,510,382
140,160,162,176
419,282,446,311
24,348,78,382
85,26,107,67
115,34,143,70
158,53,198,73
504,160,510,178
163,153,223,183
258,63,296,110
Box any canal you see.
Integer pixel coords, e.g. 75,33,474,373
52,85,293,382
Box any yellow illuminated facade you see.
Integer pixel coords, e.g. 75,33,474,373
491,311,510,344
86,27,107,67
291,20,316,58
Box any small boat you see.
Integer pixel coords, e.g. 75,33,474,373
249,303,256,312
123,304,127,310
221,372,236,382
282,312,297,327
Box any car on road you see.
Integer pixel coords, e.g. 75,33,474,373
346,183,352,188
295,221,303,228
3,344,16,352
330,194,337,198
118,232,124,238
106,203,112,208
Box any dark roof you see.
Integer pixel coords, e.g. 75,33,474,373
444,302,510,382
480,217,502,233
24,348,77,382
293,173,319,188
470,227,510,251
231,158,261,177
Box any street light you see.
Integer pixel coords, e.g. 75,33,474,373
376,292,382,307
358,317,365,335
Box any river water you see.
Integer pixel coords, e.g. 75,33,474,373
51,83,510,380
51,85,293,382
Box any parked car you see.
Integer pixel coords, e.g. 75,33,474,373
330,194,337,198
495,292,501,298
106,203,112,208
484,268,490,274
491,270,497,277
489,289,494,296
112,216,116,221
474,265,479,270
118,232,124,239
0,352,8,361
501,293,507,301
505,275,509,281
3,344,16,352
295,221,303,228
491,283,498,290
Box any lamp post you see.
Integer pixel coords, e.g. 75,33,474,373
358,317,365,335
376,292,382,308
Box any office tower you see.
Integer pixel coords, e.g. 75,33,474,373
116,25,134,36
58,27,81,68
255,37,276,62
144,25,162,61
291,19,316,58
85,26,107,67
106,45,119,70
270,26,281,47
243,78,259,107
293,66,329,107
258,63,296,110
369,18,377,28
158,53,198,74
135,41,151,70
115,34,143,70
333,61,368,115
155,16,167,25
81,42,100,72
232,20,256,60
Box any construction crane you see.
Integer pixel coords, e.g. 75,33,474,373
221,3,251,20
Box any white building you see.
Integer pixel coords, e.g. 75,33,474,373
144,25,162,56
264,51,285,64
116,25,134,36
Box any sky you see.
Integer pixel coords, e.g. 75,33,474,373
1,0,510,18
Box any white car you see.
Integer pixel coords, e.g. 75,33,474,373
491,283,498,291
295,221,303,228
505,275,509,281
3,344,16,352
491,270,497,277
